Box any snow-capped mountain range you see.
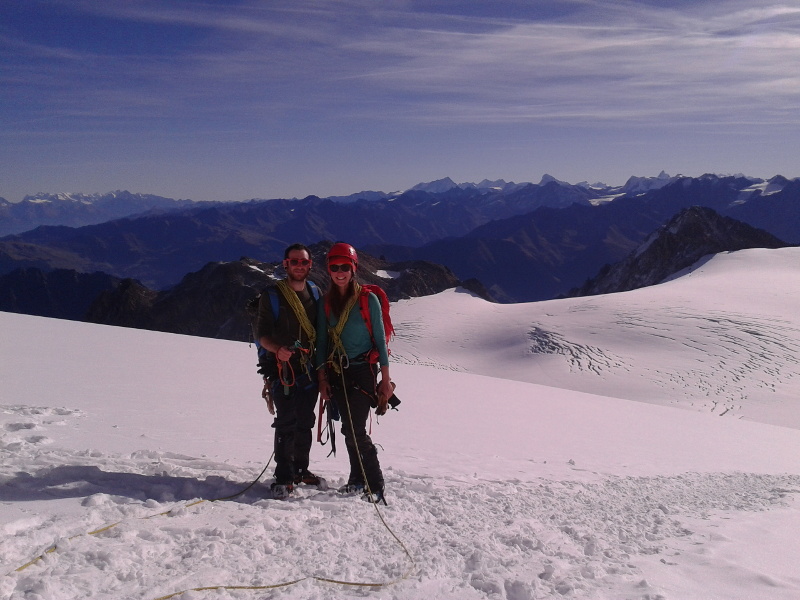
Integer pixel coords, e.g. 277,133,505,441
0,191,197,237
1,172,791,230
0,172,798,306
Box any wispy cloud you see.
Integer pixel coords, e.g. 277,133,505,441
328,2,800,125
1,0,799,200
4,0,798,132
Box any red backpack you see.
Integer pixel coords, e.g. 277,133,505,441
358,284,394,361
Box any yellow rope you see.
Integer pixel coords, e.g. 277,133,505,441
331,355,417,581
12,320,414,596
326,282,361,374
275,279,316,345
150,383,420,600
9,430,416,599
10,459,272,575
276,279,318,378
151,579,308,600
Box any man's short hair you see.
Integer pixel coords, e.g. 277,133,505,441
284,243,311,259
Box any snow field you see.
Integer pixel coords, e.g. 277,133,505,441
2,247,800,599
3,436,798,600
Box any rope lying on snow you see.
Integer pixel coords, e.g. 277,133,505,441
8,452,416,599
10,458,273,575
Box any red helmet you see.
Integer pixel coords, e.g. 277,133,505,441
327,242,358,268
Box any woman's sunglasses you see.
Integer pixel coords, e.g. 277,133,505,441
328,263,352,273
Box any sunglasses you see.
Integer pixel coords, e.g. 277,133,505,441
328,263,352,273
286,258,311,267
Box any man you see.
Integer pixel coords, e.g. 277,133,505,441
256,243,324,498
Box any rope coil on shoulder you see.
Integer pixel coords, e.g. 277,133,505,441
276,279,316,378
326,283,361,374
276,279,316,345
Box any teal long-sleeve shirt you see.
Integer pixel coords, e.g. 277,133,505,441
316,291,389,368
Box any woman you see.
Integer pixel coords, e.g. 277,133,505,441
316,242,393,504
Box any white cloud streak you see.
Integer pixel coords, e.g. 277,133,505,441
2,0,800,134
332,3,800,124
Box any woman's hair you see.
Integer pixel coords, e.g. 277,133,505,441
327,278,357,318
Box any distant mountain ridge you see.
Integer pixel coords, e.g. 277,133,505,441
366,174,798,301
3,172,782,235
0,173,797,302
0,191,200,236
0,182,601,289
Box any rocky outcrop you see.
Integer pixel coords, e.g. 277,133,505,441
84,242,486,341
0,268,121,320
566,207,791,297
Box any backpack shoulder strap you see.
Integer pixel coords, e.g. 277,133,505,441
358,287,374,341
307,280,321,302
266,286,281,322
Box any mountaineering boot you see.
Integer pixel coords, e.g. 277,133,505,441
294,469,325,488
338,481,365,494
270,482,294,500
361,487,387,506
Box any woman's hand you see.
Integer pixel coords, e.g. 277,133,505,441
376,378,393,415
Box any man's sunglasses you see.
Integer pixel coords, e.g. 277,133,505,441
286,258,311,267
328,263,352,273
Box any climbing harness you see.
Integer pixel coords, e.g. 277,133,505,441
278,357,295,389
261,377,275,414
317,394,338,457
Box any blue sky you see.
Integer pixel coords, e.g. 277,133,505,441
1,0,799,202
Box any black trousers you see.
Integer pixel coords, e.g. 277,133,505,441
330,363,384,492
271,374,318,485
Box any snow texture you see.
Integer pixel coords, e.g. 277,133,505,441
1,247,800,599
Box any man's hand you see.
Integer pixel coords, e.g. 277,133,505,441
318,378,332,401
262,380,275,415
276,345,294,362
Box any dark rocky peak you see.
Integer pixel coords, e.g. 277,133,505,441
87,258,281,341
620,171,676,195
308,241,480,302
767,174,791,186
409,177,459,194
0,268,122,320
567,206,790,298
